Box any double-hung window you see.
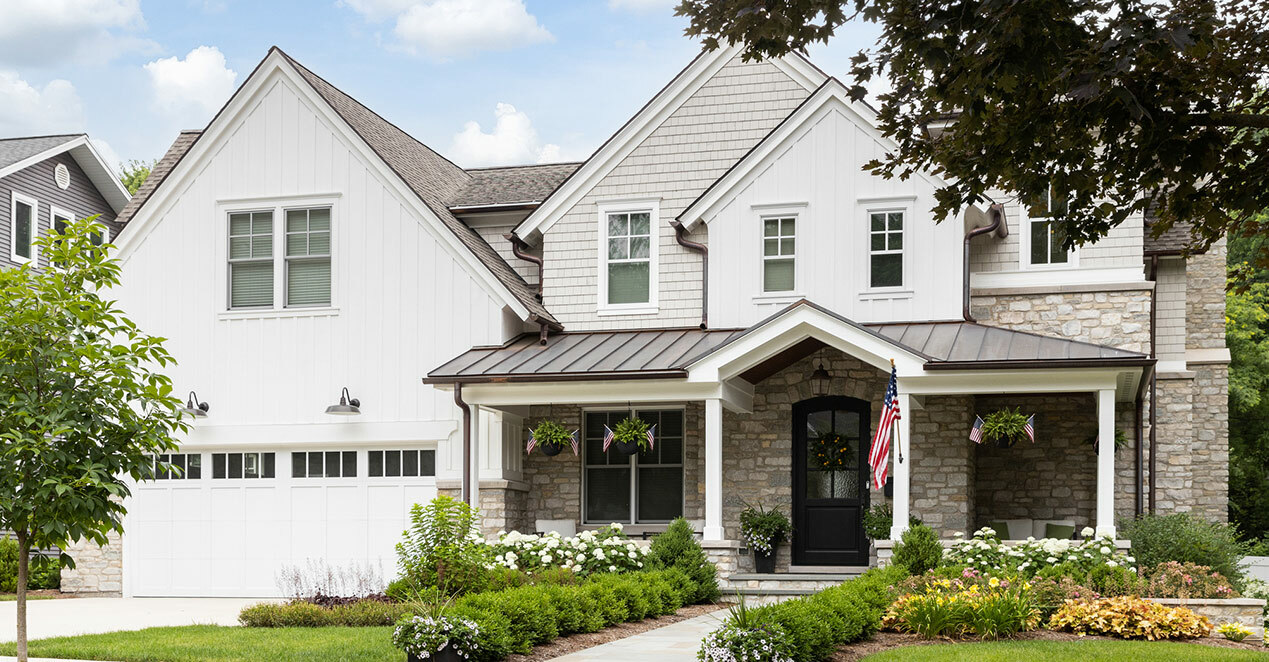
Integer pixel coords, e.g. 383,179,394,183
762,217,796,292
52,210,106,246
599,202,657,312
10,192,37,264
227,204,333,311
285,208,331,307
868,210,904,288
228,211,275,308
583,409,683,524
1026,187,1072,267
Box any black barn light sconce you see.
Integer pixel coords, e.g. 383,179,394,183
325,387,362,416
182,391,210,418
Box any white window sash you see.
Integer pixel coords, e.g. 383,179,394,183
761,215,797,293
580,406,685,525
10,191,38,264
220,195,339,313
866,208,907,290
596,200,660,315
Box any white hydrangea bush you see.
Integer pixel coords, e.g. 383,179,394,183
485,523,648,576
944,526,1135,576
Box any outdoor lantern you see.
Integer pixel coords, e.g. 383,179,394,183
181,391,209,418
810,361,832,396
325,387,361,415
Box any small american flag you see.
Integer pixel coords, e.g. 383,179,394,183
602,424,615,452
868,363,901,491
969,415,985,444
570,429,580,456
526,429,538,454
645,424,656,450
1024,415,1036,443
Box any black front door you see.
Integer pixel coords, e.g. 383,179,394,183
792,395,870,566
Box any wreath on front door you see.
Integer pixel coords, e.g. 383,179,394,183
811,431,854,470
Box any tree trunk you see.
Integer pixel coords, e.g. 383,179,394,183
15,529,29,662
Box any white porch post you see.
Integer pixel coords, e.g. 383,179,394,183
1096,388,1116,538
890,392,912,540
704,398,725,541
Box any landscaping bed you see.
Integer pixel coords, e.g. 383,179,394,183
831,629,1267,661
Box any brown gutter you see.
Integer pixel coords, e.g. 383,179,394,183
454,383,472,505
424,369,689,385
1147,254,1160,514
1133,362,1155,518
507,233,544,301
923,357,1156,371
670,220,708,329
963,204,1004,321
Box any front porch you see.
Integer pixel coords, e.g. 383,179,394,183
428,300,1150,584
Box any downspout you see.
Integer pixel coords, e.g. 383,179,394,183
1147,254,1160,514
505,233,543,301
454,383,472,505
963,204,1004,322
670,220,708,329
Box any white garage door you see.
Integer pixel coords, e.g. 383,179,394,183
126,448,437,597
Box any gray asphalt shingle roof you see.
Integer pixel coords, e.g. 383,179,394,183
449,162,582,209
0,134,83,171
1143,202,1206,255
114,130,200,228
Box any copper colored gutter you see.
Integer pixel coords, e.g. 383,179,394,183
454,383,472,505
506,233,543,301
670,220,708,329
1147,254,1160,514
963,204,1004,321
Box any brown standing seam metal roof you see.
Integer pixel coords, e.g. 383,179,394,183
113,130,200,228
449,162,582,210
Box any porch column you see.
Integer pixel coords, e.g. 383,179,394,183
1096,388,1116,538
890,393,912,540
704,398,724,541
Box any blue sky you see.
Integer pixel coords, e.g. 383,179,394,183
0,1,882,173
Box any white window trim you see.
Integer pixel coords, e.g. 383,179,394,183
759,213,798,295
1019,193,1080,271
218,194,339,315
10,191,38,264
596,199,660,316
49,206,108,247
750,203,807,302
861,200,913,294
580,406,686,526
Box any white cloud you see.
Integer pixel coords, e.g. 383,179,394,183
608,0,677,11
0,0,151,66
144,46,238,123
344,0,553,59
0,71,84,136
449,103,563,167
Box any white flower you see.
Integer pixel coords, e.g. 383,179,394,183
1081,526,1095,537
1107,560,1118,567
542,555,553,564
1100,546,1111,555
611,522,623,531
609,565,617,572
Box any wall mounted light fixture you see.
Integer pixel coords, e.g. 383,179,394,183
182,391,210,418
325,387,361,416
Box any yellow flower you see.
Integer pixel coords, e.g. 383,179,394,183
989,577,1001,588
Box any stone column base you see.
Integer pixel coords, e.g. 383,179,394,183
60,531,122,596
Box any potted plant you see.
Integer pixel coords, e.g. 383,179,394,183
392,605,481,662
1085,428,1128,454
528,420,574,456
739,503,791,574
610,416,653,456
980,408,1031,448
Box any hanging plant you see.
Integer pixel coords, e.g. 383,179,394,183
809,429,854,470
528,420,575,456
980,408,1032,448
610,416,654,455
1085,428,1129,453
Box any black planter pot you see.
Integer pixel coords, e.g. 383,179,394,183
539,442,564,457
994,437,1018,449
613,439,642,456
753,548,777,573
408,649,462,662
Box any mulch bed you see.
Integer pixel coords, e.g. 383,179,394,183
505,602,727,662
831,629,1267,660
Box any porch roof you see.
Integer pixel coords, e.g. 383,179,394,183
425,301,1150,384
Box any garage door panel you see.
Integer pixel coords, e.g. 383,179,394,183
134,522,174,559
368,485,402,515
291,487,325,520
290,520,327,559
325,486,361,520
328,520,367,559
403,485,436,511
134,488,173,520
210,487,244,519
244,486,282,520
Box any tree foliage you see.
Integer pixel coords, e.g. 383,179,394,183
118,159,154,196
1227,232,1269,540
677,0,1269,260
0,218,187,660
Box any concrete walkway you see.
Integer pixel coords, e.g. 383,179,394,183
552,611,729,662
0,597,263,643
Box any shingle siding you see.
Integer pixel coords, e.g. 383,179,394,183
969,197,1144,274
541,56,808,330
0,151,118,269
1154,257,1187,362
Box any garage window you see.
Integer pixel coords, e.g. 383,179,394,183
152,453,200,480
368,450,435,477
291,451,357,478
211,452,275,479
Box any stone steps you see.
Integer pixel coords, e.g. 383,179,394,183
720,570,866,596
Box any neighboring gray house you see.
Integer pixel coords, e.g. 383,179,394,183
0,134,130,268
63,45,1227,597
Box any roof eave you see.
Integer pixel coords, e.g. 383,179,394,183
923,357,1155,371
423,369,688,385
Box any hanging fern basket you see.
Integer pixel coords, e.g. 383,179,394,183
528,420,576,457
980,408,1032,449
611,416,653,456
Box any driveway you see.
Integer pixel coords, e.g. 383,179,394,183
0,597,265,643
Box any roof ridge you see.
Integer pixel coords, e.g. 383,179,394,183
0,133,84,142
463,161,585,172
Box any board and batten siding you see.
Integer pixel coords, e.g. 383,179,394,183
113,71,510,452
541,56,811,331
0,151,118,269
704,105,964,326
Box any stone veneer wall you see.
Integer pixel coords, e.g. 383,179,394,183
60,531,122,596
908,396,974,537
970,289,1152,353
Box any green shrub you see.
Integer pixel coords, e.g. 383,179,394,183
892,524,943,576
862,503,923,541
646,517,719,602
1143,561,1240,599
0,538,60,592
395,496,491,596
1086,564,1142,597
1120,514,1251,588
238,599,410,627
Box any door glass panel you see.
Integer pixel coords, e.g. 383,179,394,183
806,408,862,500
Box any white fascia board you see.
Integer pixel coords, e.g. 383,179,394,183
180,420,457,447
512,44,742,244
0,135,83,181
971,267,1147,290
686,305,927,382
458,378,753,413
679,81,949,230
769,51,829,93
69,140,131,212
902,368,1125,397
112,52,531,321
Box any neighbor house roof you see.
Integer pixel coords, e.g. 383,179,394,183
427,300,1150,383
114,130,200,227
0,133,130,213
0,134,84,170
449,162,582,210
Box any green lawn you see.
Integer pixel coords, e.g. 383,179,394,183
0,625,403,662
862,639,1267,661
0,594,57,601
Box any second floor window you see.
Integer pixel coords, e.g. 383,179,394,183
1027,187,1071,267
762,217,796,292
605,210,652,305
228,211,274,308
869,210,904,288
285,208,331,307
10,193,36,263
227,205,332,310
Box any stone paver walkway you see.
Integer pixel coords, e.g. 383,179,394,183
552,611,729,662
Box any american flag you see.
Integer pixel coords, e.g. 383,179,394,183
969,415,985,444
868,363,901,491
646,424,656,450
526,429,538,454
570,429,580,456
1024,415,1035,443
602,424,615,452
